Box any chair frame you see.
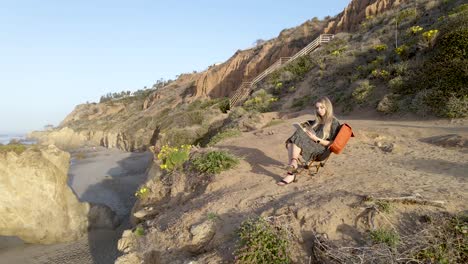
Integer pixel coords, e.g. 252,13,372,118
295,155,330,176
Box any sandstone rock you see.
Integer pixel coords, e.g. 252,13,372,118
188,220,217,253
0,145,89,244
115,252,142,264
324,0,404,33
29,127,88,149
117,230,138,253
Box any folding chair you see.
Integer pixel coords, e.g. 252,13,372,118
295,150,331,176
293,123,354,176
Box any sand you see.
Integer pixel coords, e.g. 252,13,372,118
0,147,152,264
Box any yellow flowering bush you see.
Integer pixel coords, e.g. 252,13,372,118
135,186,149,199
408,25,423,35
422,29,439,47
157,144,192,171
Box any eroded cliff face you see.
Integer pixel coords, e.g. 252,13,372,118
174,20,324,100
0,145,89,244
35,0,408,153
324,0,403,33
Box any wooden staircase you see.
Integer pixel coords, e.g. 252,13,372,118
229,34,334,108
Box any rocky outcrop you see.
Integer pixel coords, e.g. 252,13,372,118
60,102,125,126
29,127,150,151
0,145,118,244
29,127,88,150
0,145,89,244
324,0,404,33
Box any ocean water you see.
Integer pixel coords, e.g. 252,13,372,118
0,133,35,145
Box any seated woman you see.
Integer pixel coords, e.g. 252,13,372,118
277,96,341,186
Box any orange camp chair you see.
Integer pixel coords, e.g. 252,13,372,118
295,123,354,176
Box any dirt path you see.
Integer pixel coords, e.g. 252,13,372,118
0,148,152,264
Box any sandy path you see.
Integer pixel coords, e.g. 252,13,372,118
0,147,152,264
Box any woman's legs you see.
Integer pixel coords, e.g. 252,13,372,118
287,143,301,169
278,143,301,185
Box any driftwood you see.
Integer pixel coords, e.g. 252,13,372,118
369,194,446,208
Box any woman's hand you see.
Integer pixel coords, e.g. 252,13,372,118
305,130,318,142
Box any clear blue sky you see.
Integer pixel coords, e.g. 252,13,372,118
0,0,350,133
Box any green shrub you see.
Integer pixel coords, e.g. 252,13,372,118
162,128,199,146
219,97,230,113
414,213,467,263
374,44,388,52
388,62,408,76
192,150,239,174
134,226,145,236
235,217,291,264
442,95,468,118
0,144,27,155
396,8,418,23
157,144,192,171
208,129,242,146
388,76,404,91
352,80,375,103
370,229,400,247
377,94,399,114
283,56,313,80
331,46,347,56
375,200,392,213
243,89,277,112
207,212,220,221
371,69,390,80
184,110,204,126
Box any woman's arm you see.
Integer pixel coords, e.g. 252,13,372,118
305,130,331,146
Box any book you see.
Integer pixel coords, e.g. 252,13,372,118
292,122,306,132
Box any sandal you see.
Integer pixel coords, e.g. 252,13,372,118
285,158,299,174
276,172,297,186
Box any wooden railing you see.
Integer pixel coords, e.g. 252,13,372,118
229,34,334,107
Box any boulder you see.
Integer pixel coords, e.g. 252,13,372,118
115,252,142,264
0,145,89,244
188,220,217,253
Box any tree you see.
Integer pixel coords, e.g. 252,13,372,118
253,39,266,46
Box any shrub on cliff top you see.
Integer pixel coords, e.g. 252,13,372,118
235,217,291,264
191,150,239,174
0,144,27,155
157,144,192,171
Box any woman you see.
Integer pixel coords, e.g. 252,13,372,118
277,96,340,186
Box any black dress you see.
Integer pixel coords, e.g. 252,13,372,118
286,118,341,162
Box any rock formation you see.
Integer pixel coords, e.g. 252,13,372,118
0,145,118,244
324,0,403,33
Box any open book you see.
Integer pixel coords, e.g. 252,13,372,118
292,122,306,132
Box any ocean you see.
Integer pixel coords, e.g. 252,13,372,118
0,133,35,145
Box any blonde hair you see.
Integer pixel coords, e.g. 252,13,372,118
312,96,334,139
